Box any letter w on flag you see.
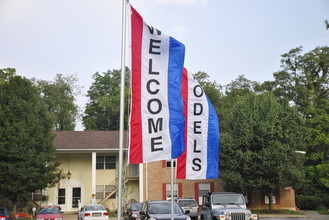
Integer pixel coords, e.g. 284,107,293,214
177,68,220,179
128,6,186,164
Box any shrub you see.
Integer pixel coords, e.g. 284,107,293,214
12,212,32,220
296,195,321,210
320,196,329,208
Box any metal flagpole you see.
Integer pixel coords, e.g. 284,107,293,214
118,0,128,220
171,159,174,220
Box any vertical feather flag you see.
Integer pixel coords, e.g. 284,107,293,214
129,6,186,164
177,68,219,179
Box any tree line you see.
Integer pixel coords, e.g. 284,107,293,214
0,45,328,210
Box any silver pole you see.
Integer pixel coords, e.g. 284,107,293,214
117,0,128,220
146,163,148,200
171,159,174,220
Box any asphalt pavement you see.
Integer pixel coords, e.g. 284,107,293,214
63,211,328,220
299,211,328,220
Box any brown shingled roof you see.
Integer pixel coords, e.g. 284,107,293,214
53,131,128,151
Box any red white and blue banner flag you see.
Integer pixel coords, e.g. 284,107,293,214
176,68,219,179
128,6,186,164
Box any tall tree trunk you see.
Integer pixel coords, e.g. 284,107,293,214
12,200,17,213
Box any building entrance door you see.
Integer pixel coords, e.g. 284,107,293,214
57,179,84,212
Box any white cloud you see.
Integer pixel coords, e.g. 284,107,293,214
154,0,208,6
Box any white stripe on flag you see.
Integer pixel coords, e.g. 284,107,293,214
141,20,171,163
129,6,186,164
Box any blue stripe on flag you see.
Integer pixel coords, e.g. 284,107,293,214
206,96,220,179
168,36,185,158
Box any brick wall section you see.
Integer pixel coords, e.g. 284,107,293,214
247,187,296,210
142,161,296,210
142,161,223,203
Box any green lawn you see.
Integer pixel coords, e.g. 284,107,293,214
317,209,329,215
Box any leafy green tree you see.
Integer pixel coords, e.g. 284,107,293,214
259,46,329,116
219,93,305,210
0,74,62,212
83,68,130,130
258,46,329,199
307,162,329,197
0,68,16,83
220,75,259,131
280,46,328,114
36,74,80,130
304,104,329,197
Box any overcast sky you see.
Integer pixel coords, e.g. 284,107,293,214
1,0,328,130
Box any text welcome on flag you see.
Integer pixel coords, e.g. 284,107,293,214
129,6,186,164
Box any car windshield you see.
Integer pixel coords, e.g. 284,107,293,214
212,195,244,205
39,207,60,214
148,203,183,214
178,200,197,207
130,203,142,211
85,205,105,211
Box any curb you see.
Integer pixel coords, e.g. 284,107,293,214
259,214,307,218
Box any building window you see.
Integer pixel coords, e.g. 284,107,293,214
96,156,116,169
96,185,116,200
262,189,280,205
58,188,66,204
166,183,178,200
166,159,176,168
198,183,210,204
264,195,276,204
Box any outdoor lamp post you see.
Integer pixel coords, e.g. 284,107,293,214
295,150,306,211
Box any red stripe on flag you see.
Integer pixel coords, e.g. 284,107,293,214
176,68,188,178
129,6,143,163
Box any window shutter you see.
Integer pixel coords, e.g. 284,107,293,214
194,183,199,204
162,160,166,168
210,182,214,192
162,183,167,200
178,183,183,197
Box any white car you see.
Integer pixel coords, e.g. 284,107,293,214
78,205,109,220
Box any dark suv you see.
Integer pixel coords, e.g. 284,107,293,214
175,198,199,220
139,200,191,220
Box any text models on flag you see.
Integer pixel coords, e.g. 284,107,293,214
129,6,186,164
176,68,220,179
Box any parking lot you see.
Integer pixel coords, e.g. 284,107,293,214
63,211,328,220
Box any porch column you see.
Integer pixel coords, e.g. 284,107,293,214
139,163,143,202
92,152,96,204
